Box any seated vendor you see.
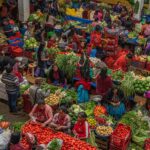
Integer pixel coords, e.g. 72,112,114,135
49,64,66,85
113,53,133,72
96,67,113,97
29,100,53,127
73,112,90,140
105,87,126,120
50,106,71,133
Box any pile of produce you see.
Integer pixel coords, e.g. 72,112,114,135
28,11,46,22
81,101,96,117
120,72,135,97
47,139,63,150
24,37,38,49
55,52,80,78
45,94,60,106
0,121,10,129
94,105,107,117
41,84,59,94
41,83,77,104
120,110,150,147
21,122,96,150
12,121,25,132
134,78,150,95
111,70,124,81
20,84,30,95
46,47,60,58
61,89,77,104
87,117,97,129
69,104,83,124
96,125,113,136
128,31,138,39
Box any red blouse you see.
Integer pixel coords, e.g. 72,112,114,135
73,120,90,139
96,76,112,96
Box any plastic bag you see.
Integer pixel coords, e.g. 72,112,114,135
0,129,11,150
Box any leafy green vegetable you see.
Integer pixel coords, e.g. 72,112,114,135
12,121,25,132
120,72,135,97
47,139,62,150
55,52,79,79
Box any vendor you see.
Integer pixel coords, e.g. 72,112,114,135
113,53,133,72
50,106,71,133
29,78,50,105
73,112,90,140
105,87,126,120
48,64,65,85
9,132,25,150
36,42,47,77
29,100,53,127
90,25,102,48
96,67,113,98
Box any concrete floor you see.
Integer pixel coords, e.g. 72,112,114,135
0,101,29,123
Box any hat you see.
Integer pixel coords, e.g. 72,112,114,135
144,91,150,99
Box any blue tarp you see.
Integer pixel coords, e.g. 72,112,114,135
66,15,92,24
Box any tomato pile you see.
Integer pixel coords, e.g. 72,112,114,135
21,122,96,150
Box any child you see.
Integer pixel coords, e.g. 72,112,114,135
73,112,90,140
9,132,25,150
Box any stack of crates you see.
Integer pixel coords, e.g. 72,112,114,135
109,123,131,150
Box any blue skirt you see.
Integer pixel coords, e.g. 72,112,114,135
106,102,126,120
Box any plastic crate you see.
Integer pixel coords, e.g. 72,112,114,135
110,123,131,148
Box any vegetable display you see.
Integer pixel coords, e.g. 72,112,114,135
47,139,63,150
24,37,38,49
12,121,25,132
120,110,150,147
134,78,150,95
46,47,60,58
96,125,113,136
81,101,96,117
45,94,60,106
69,105,83,124
21,122,96,150
0,121,10,129
55,52,80,79
112,70,124,81
120,72,135,97
87,117,97,129
94,106,107,117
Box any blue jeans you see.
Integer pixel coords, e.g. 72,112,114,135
7,92,18,112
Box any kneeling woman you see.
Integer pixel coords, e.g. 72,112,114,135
50,106,71,133
29,100,53,127
105,87,126,120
